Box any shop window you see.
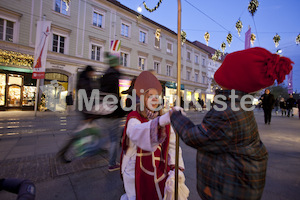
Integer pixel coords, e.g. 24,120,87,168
0,74,5,106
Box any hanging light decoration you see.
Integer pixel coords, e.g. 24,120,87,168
155,29,161,41
296,33,300,45
248,0,259,16
273,33,281,47
250,33,256,46
143,0,163,13
226,33,232,47
235,19,243,37
212,50,222,61
63,0,70,11
0,49,34,67
181,30,187,45
221,42,226,54
204,32,210,46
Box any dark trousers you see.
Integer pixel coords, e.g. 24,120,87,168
263,108,272,124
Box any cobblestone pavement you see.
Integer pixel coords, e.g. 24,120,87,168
0,110,299,200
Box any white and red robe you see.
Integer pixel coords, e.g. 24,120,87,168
120,111,184,200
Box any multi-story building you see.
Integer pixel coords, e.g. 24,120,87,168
193,41,225,103
0,0,216,111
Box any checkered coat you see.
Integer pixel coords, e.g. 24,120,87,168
170,90,268,200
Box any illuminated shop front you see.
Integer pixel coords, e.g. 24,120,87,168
0,66,36,110
164,81,184,108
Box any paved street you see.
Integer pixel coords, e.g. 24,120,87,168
0,110,299,200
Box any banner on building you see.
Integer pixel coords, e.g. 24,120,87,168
245,27,251,49
32,21,51,79
287,70,293,94
110,40,121,57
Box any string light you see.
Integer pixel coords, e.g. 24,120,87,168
273,33,281,47
143,0,163,13
62,0,70,11
221,42,226,54
0,49,33,68
226,33,232,47
250,33,256,45
181,30,187,45
235,19,243,37
248,0,259,16
296,33,300,45
204,32,210,46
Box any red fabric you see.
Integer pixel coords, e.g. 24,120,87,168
134,71,162,97
120,111,170,200
214,47,294,93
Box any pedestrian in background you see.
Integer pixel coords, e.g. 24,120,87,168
65,91,74,116
170,47,293,200
286,94,296,117
274,97,280,115
261,89,275,124
97,52,126,172
279,97,287,116
297,98,300,119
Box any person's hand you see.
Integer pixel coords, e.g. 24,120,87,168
170,106,187,116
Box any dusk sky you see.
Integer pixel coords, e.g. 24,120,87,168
119,0,300,92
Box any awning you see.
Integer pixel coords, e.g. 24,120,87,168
0,66,33,73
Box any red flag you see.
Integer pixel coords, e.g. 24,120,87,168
32,21,51,79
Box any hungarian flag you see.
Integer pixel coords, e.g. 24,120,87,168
32,21,51,79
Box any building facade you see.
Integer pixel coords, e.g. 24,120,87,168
0,0,219,111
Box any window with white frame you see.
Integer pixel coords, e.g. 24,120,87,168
166,65,172,77
52,34,65,54
54,0,69,15
202,58,206,66
138,57,146,70
91,44,101,61
155,37,160,49
139,31,146,43
0,18,14,42
187,51,191,61
186,71,191,80
195,55,199,64
93,11,103,28
195,73,198,82
121,52,129,67
121,23,130,37
167,42,173,54
154,62,160,74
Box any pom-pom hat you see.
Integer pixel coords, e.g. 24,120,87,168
214,47,294,93
134,71,162,97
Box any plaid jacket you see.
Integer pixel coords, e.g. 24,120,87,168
171,90,268,200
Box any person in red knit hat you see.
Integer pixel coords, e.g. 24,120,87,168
170,47,293,200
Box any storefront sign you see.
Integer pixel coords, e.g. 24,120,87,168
165,81,184,90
